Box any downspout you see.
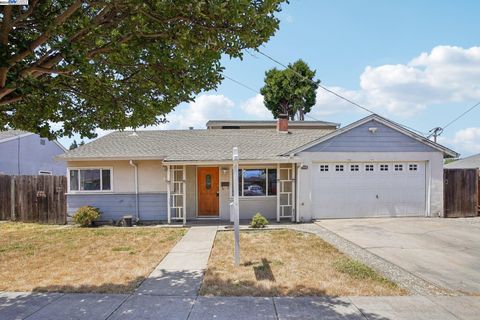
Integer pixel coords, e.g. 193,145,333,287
129,160,139,221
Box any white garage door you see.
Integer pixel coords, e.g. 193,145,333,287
311,162,426,219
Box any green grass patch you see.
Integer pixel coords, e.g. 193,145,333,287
112,246,133,252
334,258,399,288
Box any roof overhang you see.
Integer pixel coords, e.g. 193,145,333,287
57,156,166,161
162,157,302,166
286,114,460,158
0,132,33,144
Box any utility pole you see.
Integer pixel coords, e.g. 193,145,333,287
428,127,443,143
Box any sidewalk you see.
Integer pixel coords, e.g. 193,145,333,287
1,292,479,320
136,226,218,297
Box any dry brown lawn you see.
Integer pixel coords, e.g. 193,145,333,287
0,222,186,293
201,229,407,296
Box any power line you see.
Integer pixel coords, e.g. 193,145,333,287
255,49,427,136
442,101,480,131
427,101,480,141
224,71,428,135
256,49,377,116
223,75,259,94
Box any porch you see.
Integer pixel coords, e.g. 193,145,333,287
164,162,299,224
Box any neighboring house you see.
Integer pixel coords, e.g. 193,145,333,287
58,114,458,223
444,153,480,169
0,130,67,176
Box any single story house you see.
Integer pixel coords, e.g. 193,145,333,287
444,153,480,169
0,130,66,176
58,114,458,223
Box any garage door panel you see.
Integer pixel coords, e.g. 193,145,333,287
312,162,426,219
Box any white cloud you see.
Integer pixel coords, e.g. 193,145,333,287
240,94,273,119
162,94,235,129
452,127,480,154
312,86,368,117
437,127,480,156
312,45,480,117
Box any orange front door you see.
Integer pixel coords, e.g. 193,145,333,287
197,167,219,216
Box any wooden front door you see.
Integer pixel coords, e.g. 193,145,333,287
197,167,219,216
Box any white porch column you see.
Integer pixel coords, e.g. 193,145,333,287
291,162,296,222
183,165,187,225
276,163,280,222
167,164,171,224
296,164,301,223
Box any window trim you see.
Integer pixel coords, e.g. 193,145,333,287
319,164,329,172
409,164,418,171
67,167,114,193
231,167,277,198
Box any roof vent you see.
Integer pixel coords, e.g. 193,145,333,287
189,127,194,130
129,131,138,137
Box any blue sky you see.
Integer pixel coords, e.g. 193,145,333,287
61,0,480,157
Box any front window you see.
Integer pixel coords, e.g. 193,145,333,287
69,168,112,192
234,168,277,197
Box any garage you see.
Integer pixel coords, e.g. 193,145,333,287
311,161,426,219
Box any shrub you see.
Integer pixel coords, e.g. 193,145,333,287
72,206,101,227
251,213,268,228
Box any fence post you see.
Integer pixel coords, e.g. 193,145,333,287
10,176,15,221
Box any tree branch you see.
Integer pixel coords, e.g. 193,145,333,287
12,0,39,27
6,0,83,68
0,6,13,88
0,95,23,106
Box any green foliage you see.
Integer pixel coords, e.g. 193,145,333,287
0,1,286,138
444,158,458,165
251,213,268,228
260,59,319,120
334,258,398,288
72,206,101,227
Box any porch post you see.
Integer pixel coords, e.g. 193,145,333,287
276,163,280,222
291,162,296,222
167,164,171,224
183,165,187,225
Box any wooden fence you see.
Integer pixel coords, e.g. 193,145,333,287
0,175,67,224
444,168,479,218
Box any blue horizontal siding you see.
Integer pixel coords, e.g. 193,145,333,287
304,120,436,153
67,193,167,221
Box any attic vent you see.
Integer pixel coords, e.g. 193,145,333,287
368,127,378,133
221,126,240,129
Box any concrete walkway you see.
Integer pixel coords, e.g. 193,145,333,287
1,292,479,319
136,226,218,297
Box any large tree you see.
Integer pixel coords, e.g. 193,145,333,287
0,0,285,138
260,59,319,120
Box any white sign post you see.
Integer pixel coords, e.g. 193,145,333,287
232,147,240,266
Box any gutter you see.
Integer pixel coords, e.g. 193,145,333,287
129,160,139,221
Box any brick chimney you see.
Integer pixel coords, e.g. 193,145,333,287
277,114,289,133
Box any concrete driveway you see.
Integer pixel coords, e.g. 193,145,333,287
318,217,480,295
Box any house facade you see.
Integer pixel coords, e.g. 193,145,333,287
59,115,457,223
0,130,66,176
